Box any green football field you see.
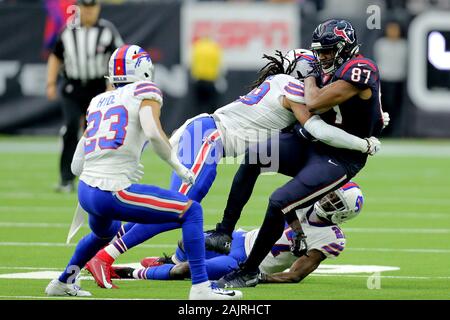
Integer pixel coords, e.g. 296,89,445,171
0,136,449,300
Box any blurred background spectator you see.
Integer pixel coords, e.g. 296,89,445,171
374,21,408,137
190,34,223,114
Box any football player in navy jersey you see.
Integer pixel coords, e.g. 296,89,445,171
209,19,387,289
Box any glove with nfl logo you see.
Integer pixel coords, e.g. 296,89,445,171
364,137,381,156
290,231,308,257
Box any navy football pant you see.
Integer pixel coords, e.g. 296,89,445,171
219,132,350,272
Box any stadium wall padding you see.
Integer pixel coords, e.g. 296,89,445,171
0,2,449,137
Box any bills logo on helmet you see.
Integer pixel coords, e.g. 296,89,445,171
133,52,152,68
333,22,355,44
355,195,363,212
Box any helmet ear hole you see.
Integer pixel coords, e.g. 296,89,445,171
144,73,149,78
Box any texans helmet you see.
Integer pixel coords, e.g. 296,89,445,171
311,19,360,75
106,44,155,87
314,181,363,224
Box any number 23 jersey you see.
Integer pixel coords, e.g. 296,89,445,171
80,81,163,191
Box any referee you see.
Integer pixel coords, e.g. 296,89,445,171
46,0,123,192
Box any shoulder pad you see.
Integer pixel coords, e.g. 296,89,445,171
132,81,163,106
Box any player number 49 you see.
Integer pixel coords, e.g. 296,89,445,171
351,67,371,84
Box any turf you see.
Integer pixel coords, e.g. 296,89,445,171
0,136,449,300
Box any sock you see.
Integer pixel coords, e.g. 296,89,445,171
59,232,111,283
100,246,119,263
104,237,127,261
181,201,208,285
116,223,134,239
134,264,175,280
119,222,180,252
242,202,285,273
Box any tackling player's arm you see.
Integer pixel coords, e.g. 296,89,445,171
259,249,326,283
139,100,195,185
282,97,380,155
304,78,371,114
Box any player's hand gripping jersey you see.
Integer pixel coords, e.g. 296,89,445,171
319,55,384,169
80,80,163,191
213,74,305,157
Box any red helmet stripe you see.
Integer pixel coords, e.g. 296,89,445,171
114,45,131,76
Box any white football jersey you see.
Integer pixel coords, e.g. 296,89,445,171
80,80,163,191
244,207,346,275
213,74,305,156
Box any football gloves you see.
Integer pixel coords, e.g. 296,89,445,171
364,136,381,156
290,231,309,257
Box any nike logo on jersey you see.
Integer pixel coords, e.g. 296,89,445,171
328,159,339,166
357,63,367,67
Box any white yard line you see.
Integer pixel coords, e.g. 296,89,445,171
310,274,450,280
1,222,450,235
0,241,448,254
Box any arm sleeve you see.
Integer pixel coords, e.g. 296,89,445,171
303,115,368,152
133,81,164,107
71,137,85,176
283,79,306,104
139,106,181,170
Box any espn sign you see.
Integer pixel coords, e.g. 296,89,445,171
181,3,300,70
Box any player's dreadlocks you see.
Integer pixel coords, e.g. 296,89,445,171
250,50,298,89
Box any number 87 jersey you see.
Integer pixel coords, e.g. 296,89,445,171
81,80,163,191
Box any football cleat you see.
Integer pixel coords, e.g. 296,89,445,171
85,256,118,289
111,266,134,279
45,279,91,297
215,267,259,288
205,231,232,254
140,253,173,268
189,281,243,300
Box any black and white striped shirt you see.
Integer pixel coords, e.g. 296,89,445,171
53,18,123,83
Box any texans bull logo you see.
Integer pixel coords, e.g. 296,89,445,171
333,23,355,44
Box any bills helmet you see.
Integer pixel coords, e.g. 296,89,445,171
311,19,360,75
283,48,318,79
106,44,155,87
314,181,363,224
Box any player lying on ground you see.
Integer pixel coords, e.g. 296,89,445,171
111,182,363,284
85,48,383,289
45,44,242,300
206,19,388,289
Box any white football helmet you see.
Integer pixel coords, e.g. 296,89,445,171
314,181,363,224
106,44,155,86
283,48,318,79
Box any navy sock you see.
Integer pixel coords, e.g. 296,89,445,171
59,232,111,283
181,201,208,285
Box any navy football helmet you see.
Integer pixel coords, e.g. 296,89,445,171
311,19,360,75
